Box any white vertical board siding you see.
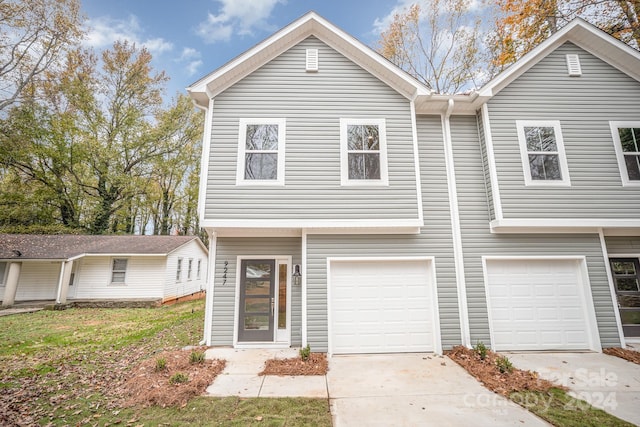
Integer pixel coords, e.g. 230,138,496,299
605,236,640,254
73,256,165,299
487,42,640,219
451,115,621,347
212,238,302,346
206,36,420,222
305,115,459,352
15,262,60,300
164,240,208,300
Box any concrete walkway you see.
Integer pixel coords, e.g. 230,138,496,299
507,352,640,426
204,349,549,426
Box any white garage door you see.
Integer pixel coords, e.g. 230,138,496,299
485,259,597,351
329,259,437,354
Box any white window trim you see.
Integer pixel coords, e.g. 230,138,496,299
197,258,202,280
516,120,571,186
176,257,183,283
339,118,389,186
110,258,128,286
610,121,640,187
236,118,286,186
0,261,7,286
187,258,193,281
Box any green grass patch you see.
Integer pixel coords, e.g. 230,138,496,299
510,388,635,427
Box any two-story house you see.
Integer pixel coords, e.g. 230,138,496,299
188,12,640,354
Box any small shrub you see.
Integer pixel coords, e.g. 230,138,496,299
300,344,311,361
496,356,513,374
169,372,189,384
155,357,167,372
474,341,488,360
189,350,205,364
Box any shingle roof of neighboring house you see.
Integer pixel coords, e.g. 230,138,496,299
0,234,206,260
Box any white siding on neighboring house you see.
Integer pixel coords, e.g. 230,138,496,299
73,256,166,299
164,240,207,300
14,261,60,300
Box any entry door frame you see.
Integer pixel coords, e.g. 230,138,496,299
608,256,640,338
233,255,292,348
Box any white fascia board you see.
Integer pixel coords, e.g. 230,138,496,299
478,19,640,98
200,218,422,229
209,226,421,238
186,12,430,106
491,218,640,233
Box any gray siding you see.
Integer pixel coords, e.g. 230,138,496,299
476,110,495,221
211,238,302,346
606,236,640,254
305,115,460,352
451,115,621,348
487,42,640,219
206,36,420,222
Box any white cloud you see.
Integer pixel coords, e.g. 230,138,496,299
84,15,173,55
196,0,285,43
176,47,203,76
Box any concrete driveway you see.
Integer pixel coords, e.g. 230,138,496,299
507,352,640,426
327,353,550,427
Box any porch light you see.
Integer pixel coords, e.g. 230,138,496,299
293,264,302,286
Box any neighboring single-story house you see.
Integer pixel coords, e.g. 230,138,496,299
0,234,208,306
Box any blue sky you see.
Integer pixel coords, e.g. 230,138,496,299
80,0,416,101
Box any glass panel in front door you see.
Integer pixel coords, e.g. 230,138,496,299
238,260,275,342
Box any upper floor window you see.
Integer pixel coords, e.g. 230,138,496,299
340,118,388,186
610,122,640,186
236,118,286,185
111,258,127,285
516,120,570,186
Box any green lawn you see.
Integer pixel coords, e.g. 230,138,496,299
0,300,332,426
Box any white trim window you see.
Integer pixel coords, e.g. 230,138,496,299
0,261,6,285
176,258,183,282
236,118,286,185
610,121,640,186
516,120,570,186
197,259,202,280
187,258,193,281
340,118,389,186
111,258,128,285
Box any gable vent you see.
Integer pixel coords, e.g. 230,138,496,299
306,49,318,72
566,54,582,76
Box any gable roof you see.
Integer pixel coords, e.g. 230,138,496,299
0,235,206,261
476,18,640,99
187,11,431,108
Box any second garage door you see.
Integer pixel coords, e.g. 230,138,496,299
484,258,599,351
328,258,438,354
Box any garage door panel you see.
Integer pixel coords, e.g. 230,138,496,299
329,259,435,354
486,259,594,351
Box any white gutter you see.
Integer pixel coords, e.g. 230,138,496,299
441,99,471,348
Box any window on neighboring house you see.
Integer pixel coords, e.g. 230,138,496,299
516,120,570,186
0,262,6,285
111,259,127,284
340,118,388,185
610,122,640,186
237,118,286,185
176,258,183,282
187,258,193,281
197,259,202,280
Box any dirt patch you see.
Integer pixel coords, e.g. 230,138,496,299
446,346,561,396
121,348,226,407
260,353,328,376
603,347,640,365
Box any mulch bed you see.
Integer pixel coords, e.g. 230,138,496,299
121,348,226,407
260,353,328,376
603,347,640,365
446,345,561,396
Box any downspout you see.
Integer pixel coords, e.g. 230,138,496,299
441,99,471,348
200,230,217,346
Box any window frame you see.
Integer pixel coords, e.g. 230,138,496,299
236,118,286,186
516,120,571,186
0,262,6,286
110,258,128,285
176,257,183,283
187,258,193,281
197,259,202,280
610,121,640,187
339,118,389,186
